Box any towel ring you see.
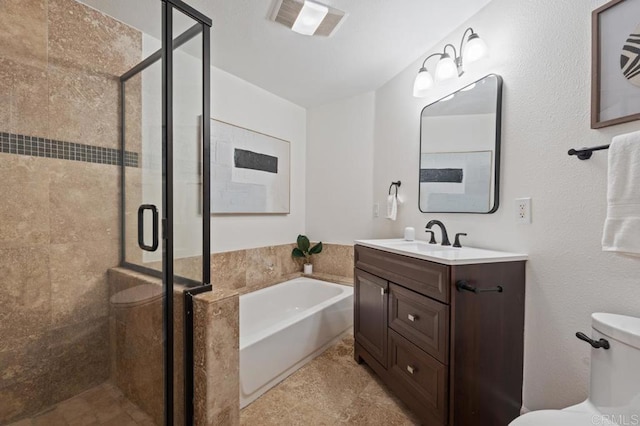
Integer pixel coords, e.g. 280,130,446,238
388,181,401,196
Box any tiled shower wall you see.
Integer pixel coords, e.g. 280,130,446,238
0,0,141,423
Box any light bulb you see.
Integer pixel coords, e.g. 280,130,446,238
463,33,489,64
413,67,433,97
434,54,458,81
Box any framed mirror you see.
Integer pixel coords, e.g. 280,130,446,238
419,74,503,213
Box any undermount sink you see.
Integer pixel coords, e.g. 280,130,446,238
354,239,527,265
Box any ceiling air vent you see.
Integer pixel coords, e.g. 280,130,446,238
270,0,346,37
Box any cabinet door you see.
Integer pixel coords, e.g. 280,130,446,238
355,269,388,367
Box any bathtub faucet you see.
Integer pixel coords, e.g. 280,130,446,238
425,220,450,246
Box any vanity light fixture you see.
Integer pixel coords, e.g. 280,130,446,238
413,28,489,97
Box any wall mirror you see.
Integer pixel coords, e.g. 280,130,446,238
419,74,503,213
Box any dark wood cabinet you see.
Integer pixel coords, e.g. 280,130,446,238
354,245,526,426
354,269,388,367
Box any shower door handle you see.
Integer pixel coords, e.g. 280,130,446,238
137,204,159,252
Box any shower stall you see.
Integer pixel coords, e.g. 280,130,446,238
118,0,212,424
0,0,212,425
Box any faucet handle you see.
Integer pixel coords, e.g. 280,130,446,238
424,229,437,244
453,233,467,248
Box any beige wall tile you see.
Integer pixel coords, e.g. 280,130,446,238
245,246,282,288
193,291,240,426
0,157,50,248
47,63,120,148
48,318,110,403
0,335,50,390
123,73,142,155
0,245,51,352
275,243,302,275
49,161,119,244
6,59,49,137
47,0,141,76
0,0,48,70
0,376,50,424
49,241,119,328
312,243,354,278
122,167,143,266
0,61,11,128
211,249,248,290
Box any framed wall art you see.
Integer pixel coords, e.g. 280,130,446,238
592,0,640,128
209,119,290,214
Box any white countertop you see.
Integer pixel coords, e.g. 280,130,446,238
355,239,528,266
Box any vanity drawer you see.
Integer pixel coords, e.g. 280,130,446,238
388,330,448,424
389,283,449,364
355,245,450,303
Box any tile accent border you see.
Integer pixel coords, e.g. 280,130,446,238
0,132,138,167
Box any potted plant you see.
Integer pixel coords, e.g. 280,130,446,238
292,234,323,274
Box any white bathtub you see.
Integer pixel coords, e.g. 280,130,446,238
239,277,353,408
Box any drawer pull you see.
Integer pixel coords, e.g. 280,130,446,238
406,365,416,375
456,280,503,294
407,314,418,322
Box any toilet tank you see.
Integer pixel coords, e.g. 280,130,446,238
589,313,640,416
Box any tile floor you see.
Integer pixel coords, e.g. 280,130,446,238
9,336,417,426
7,382,154,426
240,334,420,425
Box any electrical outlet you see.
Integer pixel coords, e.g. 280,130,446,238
515,198,532,224
373,202,380,218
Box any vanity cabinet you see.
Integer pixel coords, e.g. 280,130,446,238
354,244,526,426
354,269,388,366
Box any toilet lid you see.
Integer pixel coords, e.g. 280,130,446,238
510,410,615,426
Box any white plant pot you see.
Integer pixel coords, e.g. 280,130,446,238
303,263,313,275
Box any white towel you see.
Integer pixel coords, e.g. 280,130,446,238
602,131,640,255
386,194,397,221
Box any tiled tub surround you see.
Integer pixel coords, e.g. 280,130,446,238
107,267,241,426
154,242,355,291
0,0,142,423
107,244,354,425
193,288,240,426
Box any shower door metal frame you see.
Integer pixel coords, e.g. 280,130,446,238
119,1,212,425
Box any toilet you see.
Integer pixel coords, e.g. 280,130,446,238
510,313,640,425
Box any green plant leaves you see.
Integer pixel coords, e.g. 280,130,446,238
309,242,323,254
297,234,310,253
292,247,306,258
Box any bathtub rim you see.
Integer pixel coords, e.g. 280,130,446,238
239,277,353,351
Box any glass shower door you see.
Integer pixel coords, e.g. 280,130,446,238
120,1,211,424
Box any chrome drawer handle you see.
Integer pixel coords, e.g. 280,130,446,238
407,314,418,322
406,365,416,375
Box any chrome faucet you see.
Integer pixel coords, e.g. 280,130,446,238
425,220,451,246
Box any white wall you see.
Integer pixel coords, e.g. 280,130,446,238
139,35,306,256
306,92,375,244
372,0,640,411
210,66,306,252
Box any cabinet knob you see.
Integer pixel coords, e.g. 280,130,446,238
380,287,387,296
406,365,416,375
407,314,418,322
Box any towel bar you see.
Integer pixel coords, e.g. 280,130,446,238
568,144,610,160
388,181,401,196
